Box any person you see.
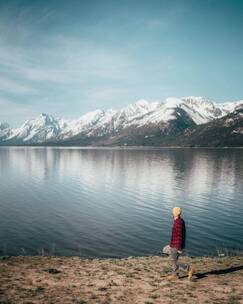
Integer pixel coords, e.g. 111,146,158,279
165,207,194,280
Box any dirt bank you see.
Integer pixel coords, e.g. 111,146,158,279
1,255,243,304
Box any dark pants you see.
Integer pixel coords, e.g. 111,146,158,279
170,247,190,275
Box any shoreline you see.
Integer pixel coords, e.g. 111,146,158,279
1,145,243,149
1,255,243,303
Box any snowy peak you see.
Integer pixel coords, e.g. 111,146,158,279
60,109,105,138
37,113,56,124
1,97,243,144
181,96,211,105
22,113,56,129
133,99,159,111
0,122,10,130
0,122,11,140
117,99,158,116
7,113,65,143
178,96,242,124
77,110,104,125
164,97,183,108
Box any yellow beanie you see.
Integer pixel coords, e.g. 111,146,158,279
172,207,182,217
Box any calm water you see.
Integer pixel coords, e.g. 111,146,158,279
0,147,243,257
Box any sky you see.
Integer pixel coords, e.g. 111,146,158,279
0,0,243,126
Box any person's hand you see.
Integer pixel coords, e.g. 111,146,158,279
178,250,182,254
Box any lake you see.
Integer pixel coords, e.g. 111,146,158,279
0,147,243,257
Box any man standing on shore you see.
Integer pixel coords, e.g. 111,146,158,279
165,207,194,280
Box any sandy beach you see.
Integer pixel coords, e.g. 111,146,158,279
1,255,243,304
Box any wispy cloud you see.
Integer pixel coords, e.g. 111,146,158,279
0,36,134,83
0,76,37,94
85,87,133,108
0,1,179,120
0,0,242,126
0,98,37,125
23,67,69,83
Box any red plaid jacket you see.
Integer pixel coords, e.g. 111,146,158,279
170,217,186,250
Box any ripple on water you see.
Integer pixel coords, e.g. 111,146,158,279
0,147,243,256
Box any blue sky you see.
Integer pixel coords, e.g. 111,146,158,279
0,0,243,126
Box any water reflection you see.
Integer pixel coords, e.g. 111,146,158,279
0,147,243,256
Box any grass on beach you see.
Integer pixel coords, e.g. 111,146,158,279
0,255,243,304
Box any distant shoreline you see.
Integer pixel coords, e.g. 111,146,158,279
0,145,243,149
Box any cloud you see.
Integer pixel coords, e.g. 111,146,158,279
49,36,135,80
85,87,132,106
0,98,37,125
0,46,68,84
0,35,135,85
0,76,37,94
0,36,139,124
2,0,235,126
23,67,69,83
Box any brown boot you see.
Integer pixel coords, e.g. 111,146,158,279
188,266,194,280
167,274,179,280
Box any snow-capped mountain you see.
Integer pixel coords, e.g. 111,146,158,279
57,99,161,140
179,105,243,147
0,122,11,140
5,113,69,144
1,96,243,146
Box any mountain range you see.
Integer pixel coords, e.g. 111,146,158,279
1,96,243,147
